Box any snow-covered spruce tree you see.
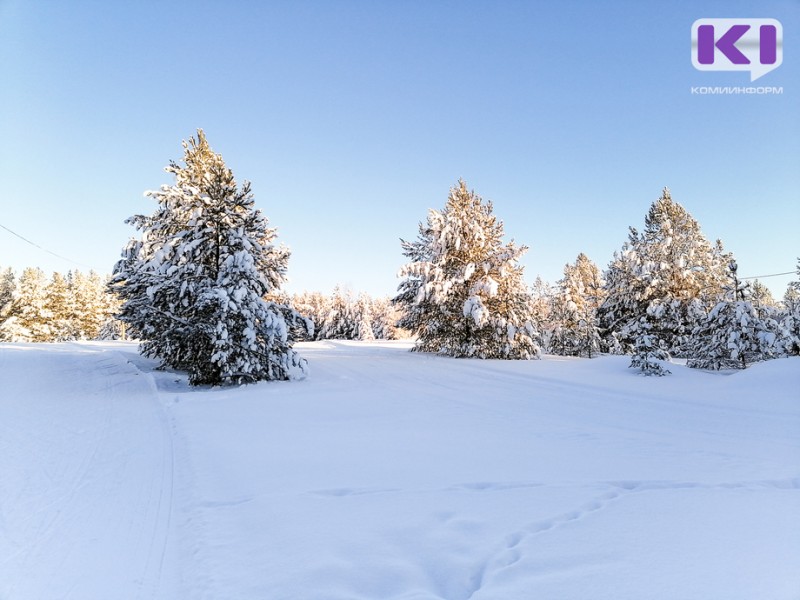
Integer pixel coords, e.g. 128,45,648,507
549,253,604,357
688,260,779,370
110,130,308,385
598,188,730,356
394,179,539,359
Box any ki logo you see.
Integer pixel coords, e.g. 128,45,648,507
691,19,783,81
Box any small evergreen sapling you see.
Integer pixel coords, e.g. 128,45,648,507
628,309,671,376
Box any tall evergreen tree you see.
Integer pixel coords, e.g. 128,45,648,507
0,267,21,341
291,291,327,341
319,286,359,340
749,280,777,310
0,267,16,318
73,271,115,339
14,267,52,342
550,253,604,357
779,259,800,356
370,296,406,340
394,179,539,359
529,276,554,350
598,188,730,356
45,271,77,341
354,293,376,341
110,130,308,384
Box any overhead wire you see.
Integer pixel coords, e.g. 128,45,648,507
0,221,96,270
739,271,795,280
0,219,796,283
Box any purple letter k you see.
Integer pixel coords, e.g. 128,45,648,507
697,24,751,64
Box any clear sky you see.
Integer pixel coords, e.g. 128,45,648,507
1,0,798,298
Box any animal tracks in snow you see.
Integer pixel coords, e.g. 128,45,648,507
305,476,798,507
460,475,800,598
309,486,402,498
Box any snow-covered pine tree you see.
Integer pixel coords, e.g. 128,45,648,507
780,259,800,355
0,267,16,315
370,296,407,340
529,276,554,350
548,292,579,356
596,240,640,354
549,253,604,357
749,280,778,310
628,311,672,376
45,271,77,341
14,267,53,342
110,130,308,385
748,279,784,354
0,267,21,341
290,291,327,341
598,188,730,356
72,270,116,339
354,293,375,341
319,286,359,340
394,179,539,359
688,259,778,370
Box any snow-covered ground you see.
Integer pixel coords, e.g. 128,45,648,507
1,341,798,600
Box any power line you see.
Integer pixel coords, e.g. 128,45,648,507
740,271,795,280
2,218,795,283
0,221,94,269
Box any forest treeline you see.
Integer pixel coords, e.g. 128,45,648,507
2,130,798,383
0,267,119,342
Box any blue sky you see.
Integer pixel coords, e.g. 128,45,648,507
1,0,798,298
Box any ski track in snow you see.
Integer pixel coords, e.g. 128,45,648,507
0,343,178,600
1,340,799,600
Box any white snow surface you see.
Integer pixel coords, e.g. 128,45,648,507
1,340,798,600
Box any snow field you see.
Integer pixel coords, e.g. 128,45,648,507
1,341,798,599
0,343,179,599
